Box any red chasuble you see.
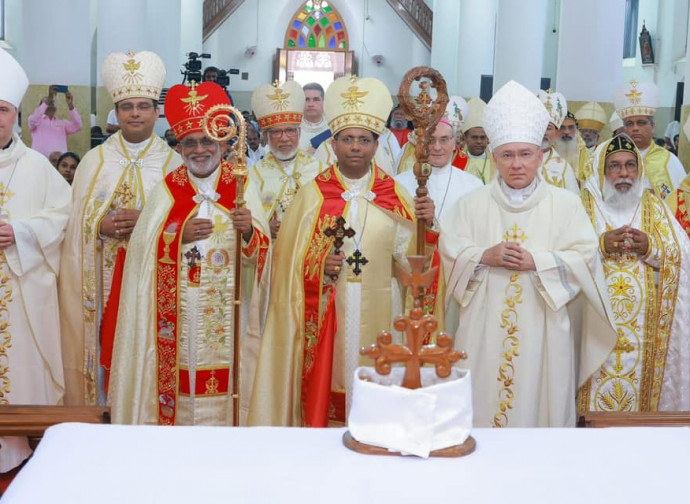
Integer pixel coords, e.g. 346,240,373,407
300,164,415,427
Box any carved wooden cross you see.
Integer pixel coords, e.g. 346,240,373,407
361,256,466,389
184,246,202,268
323,215,355,280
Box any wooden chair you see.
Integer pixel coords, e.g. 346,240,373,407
579,411,690,428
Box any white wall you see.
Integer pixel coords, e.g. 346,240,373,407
202,0,431,110
555,0,625,101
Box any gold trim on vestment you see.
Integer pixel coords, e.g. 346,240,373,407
0,252,13,404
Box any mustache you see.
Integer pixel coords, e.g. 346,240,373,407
614,178,635,187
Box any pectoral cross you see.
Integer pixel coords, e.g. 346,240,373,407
113,181,136,208
184,246,201,268
345,249,368,277
361,256,466,389
613,329,635,374
323,216,355,281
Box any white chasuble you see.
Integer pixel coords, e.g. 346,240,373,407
579,189,690,412
0,135,71,472
59,132,180,405
440,179,616,428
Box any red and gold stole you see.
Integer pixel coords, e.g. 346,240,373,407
155,162,236,425
300,164,414,427
675,190,690,238
452,149,469,170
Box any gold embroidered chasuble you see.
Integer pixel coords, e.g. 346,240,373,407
638,143,686,200
109,165,270,425
0,135,72,472
440,179,616,428
578,188,690,412
250,150,323,221
59,132,181,405
540,147,580,195
248,164,439,427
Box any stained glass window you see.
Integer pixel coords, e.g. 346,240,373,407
284,1,348,50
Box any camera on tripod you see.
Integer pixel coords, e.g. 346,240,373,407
215,68,240,89
181,51,211,84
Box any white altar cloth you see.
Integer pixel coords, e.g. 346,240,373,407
2,423,689,503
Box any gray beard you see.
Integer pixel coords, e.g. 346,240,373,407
554,137,580,167
603,177,642,212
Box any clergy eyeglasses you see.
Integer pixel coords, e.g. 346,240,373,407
180,137,216,150
429,136,454,146
605,161,638,174
267,127,299,139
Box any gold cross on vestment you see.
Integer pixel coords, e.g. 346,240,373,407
113,181,135,208
613,329,635,374
0,183,15,209
503,223,527,244
361,256,465,389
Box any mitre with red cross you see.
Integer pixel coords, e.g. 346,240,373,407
165,81,230,139
251,80,305,130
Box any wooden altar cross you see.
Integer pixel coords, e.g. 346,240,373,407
360,256,466,389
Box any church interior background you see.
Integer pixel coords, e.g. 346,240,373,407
2,0,690,169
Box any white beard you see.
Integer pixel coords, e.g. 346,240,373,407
184,149,222,178
273,147,298,161
603,177,643,217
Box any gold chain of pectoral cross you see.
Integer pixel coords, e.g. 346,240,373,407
0,160,19,219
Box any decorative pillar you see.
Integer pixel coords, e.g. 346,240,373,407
493,0,548,93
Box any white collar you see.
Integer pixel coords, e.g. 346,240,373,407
499,176,539,205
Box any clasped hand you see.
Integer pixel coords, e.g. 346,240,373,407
481,241,535,271
99,209,141,239
603,226,648,256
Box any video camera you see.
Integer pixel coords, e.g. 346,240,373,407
214,68,240,89
181,52,211,84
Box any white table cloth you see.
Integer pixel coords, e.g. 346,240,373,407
2,423,689,503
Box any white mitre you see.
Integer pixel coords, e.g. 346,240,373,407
536,89,568,128
576,101,607,132
462,97,487,133
102,50,166,103
609,111,624,131
0,48,29,108
483,80,550,148
614,79,659,119
348,367,472,458
441,95,469,131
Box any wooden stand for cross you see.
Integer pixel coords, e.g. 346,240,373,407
342,256,475,458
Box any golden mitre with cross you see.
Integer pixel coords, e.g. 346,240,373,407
251,80,305,130
102,50,166,103
324,75,393,136
614,79,659,119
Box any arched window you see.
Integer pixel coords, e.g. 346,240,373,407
284,1,348,50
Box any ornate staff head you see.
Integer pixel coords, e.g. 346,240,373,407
397,67,449,196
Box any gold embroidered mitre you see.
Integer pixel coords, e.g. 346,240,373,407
251,80,305,130
575,101,607,132
102,50,166,103
536,89,568,129
462,96,487,134
324,75,393,135
614,79,659,119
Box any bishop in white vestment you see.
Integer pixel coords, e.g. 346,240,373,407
440,81,616,428
0,48,72,472
578,134,690,412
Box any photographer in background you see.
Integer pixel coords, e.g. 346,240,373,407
28,85,82,158
202,65,234,105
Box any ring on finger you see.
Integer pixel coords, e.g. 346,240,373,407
502,254,509,261
334,265,341,273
